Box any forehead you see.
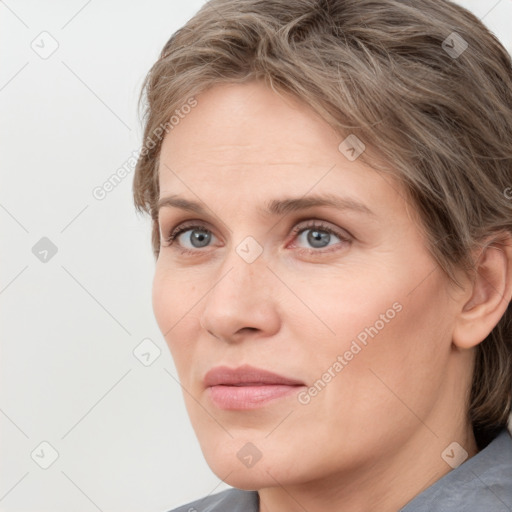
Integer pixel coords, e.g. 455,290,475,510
157,81,405,219
161,81,342,168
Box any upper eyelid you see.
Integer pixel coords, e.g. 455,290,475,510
164,218,342,234
163,219,351,245
163,219,215,239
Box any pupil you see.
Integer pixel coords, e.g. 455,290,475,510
308,229,330,248
187,228,331,249
192,230,210,247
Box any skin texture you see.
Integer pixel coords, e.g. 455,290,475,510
152,80,512,512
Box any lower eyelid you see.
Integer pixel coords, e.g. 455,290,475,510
290,231,350,252
292,223,351,242
164,222,351,251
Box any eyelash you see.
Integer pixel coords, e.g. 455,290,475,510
162,220,352,256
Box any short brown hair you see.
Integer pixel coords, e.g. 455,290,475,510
133,0,512,447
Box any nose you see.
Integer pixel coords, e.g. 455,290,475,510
198,244,281,343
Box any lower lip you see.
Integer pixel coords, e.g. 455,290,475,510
207,384,305,410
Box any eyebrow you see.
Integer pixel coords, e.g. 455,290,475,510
157,193,376,218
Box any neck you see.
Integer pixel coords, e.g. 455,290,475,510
258,422,478,512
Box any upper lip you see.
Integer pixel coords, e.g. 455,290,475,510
204,364,305,387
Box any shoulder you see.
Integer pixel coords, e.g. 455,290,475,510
165,488,259,512
402,428,512,512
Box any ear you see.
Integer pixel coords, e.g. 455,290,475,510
452,232,512,349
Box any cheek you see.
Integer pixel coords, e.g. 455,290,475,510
151,267,172,334
320,274,452,432
152,265,202,376
285,262,403,356
295,252,453,410
152,262,197,327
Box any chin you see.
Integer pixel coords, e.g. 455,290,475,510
202,443,292,490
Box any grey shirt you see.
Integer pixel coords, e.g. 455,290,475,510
167,428,512,512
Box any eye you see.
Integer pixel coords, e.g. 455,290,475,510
163,222,217,252
289,221,351,253
162,219,351,255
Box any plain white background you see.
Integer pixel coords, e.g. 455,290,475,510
1,1,511,511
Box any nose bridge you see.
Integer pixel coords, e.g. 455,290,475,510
208,236,267,306
199,235,279,339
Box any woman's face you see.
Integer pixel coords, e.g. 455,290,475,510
153,80,469,490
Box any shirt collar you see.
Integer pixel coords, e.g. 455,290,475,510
401,428,512,511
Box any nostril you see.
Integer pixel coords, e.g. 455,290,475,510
240,327,258,334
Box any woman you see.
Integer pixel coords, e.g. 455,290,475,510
133,0,512,510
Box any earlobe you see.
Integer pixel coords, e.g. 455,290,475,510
452,233,512,350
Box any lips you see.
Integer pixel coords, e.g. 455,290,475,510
204,364,304,387
204,364,305,410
